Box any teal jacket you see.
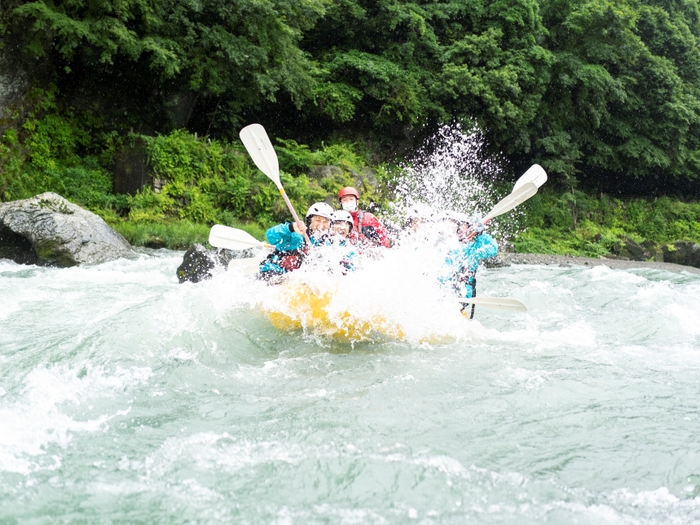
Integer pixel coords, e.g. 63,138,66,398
259,222,328,277
443,233,498,298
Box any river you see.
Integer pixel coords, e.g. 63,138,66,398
1,246,699,524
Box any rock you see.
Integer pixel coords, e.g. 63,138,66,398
0,192,137,266
351,167,378,189
177,244,216,283
308,165,343,181
661,241,700,268
483,254,510,268
113,138,148,196
641,240,663,262
143,236,166,249
609,236,646,261
176,244,254,283
0,42,29,117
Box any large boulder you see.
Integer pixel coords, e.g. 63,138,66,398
661,241,700,268
0,192,137,266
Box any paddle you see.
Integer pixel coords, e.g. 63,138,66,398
483,182,538,222
513,164,548,191
457,296,528,312
464,181,538,241
239,123,311,244
209,224,273,251
463,165,546,241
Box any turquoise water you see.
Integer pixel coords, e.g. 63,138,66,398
1,250,700,524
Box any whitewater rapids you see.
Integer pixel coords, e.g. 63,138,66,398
1,248,699,524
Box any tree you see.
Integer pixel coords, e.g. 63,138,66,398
531,0,700,192
11,0,328,134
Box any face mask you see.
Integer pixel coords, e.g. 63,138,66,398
341,200,357,212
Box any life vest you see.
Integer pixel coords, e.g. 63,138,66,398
259,248,306,278
350,209,391,248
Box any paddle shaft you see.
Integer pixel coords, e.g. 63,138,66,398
278,188,311,244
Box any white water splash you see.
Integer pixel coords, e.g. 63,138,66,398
384,123,522,244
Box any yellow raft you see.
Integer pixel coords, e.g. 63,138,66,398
263,281,407,342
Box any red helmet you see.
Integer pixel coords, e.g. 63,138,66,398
338,187,360,201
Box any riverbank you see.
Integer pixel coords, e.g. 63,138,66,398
497,252,700,275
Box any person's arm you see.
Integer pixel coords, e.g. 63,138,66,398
463,234,498,271
360,213,391,248
265,222,305,251
472,234,498,260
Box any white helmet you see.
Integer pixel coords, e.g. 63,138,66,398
449,211,472,224
305,202,334,220
331,210,354,230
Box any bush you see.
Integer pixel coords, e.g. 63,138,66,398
129,130,381,230
514,190,700,257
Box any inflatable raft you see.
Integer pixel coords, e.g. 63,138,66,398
263,279,407,342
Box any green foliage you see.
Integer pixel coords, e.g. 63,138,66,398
303,0,551,152
126,129,380,242
112,220,212,250
513,190,700,257
0,86,125,210
8,0,700,191
275,137,383,207
12,0,328,133
0,85,382,248
130,130,332,226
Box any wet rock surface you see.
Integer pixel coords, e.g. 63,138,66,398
0,192,137,266
177,244,254,283
661,241,700,268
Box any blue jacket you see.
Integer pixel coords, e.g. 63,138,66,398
259,222,326,276
443,233,498,297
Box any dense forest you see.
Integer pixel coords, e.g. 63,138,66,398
1,0,700,255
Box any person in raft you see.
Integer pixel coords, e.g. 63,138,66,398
443,213,498,318
337,187,391,248
328,209,358,273
258,202,334,282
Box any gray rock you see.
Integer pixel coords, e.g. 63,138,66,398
177,244,217,283
661,241,700,268
0,43,29,116
609,236,646,261
483,254,510,268
351,167,378,189
113,138,148,196
0,192,137,266
176,244,254,283
641,240,663,262
308,165,343,181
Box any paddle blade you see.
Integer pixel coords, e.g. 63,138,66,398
239,124,281,188
227,252,267,276
209,224,268,250
484,182,537,221
458,296,528,312
513,164,547,191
